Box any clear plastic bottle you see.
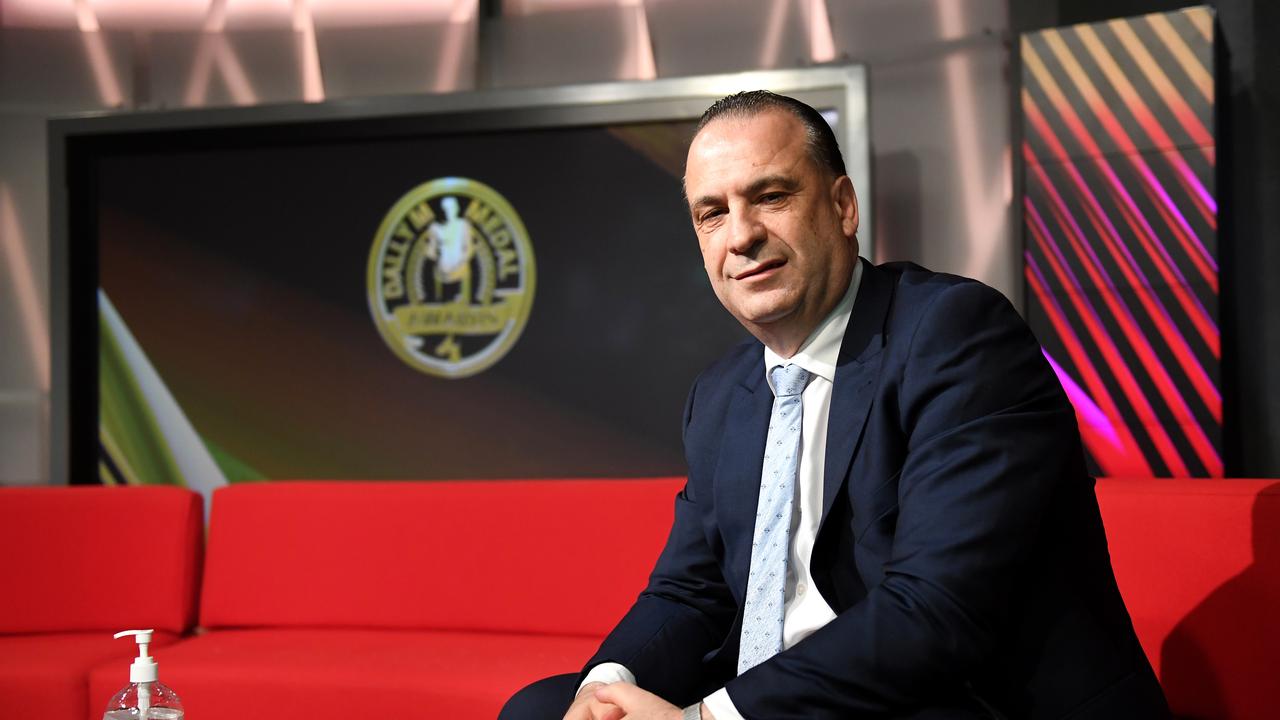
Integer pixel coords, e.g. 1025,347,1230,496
103,630,184,720
103,682,184,720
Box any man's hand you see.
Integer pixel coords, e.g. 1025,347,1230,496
564,681,624,720
593,682,714,719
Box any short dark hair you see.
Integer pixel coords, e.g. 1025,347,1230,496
696,90,847,178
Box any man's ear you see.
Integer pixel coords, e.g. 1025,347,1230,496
831,175,859,239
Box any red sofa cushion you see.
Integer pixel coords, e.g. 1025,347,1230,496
87,628,600,720
0,486,203,634
199,478,682,635
0,630,181,719
1096,478,1280,720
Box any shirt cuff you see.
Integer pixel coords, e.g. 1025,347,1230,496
703,688,744,720
578,662,636,694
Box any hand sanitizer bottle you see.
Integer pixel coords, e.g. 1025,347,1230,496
103,629,184,720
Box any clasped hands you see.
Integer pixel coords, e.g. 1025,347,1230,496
565,681,711,720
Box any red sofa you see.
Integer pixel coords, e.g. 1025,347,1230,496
1096,478,1280,720
0,486,203,720
85,479,683,719
6,478,1274,719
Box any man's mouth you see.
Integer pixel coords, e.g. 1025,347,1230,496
733,259,785,281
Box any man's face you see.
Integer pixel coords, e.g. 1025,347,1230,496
685,110,859,344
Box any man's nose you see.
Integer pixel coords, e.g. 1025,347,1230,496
726,208,766,255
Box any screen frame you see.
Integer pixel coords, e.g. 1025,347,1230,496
48,65,870,485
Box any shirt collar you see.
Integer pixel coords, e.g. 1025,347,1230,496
764,258,863,391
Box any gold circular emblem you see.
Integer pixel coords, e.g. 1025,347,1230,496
367,177,536,378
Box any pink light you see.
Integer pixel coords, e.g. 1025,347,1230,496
204,0,230,31
449,0,474,23
1027,255,1150,477
1,0,79,28
73,0,126,106
4,0,462,29
292,0,324,101
309,0,454,27
88,0,210,30
186,0,261,106
613,0,654,81
1043,349,1122,450
215,35,259,104
74,0,100,30
806,0,835,63
630,1,656,80
938,0,1008,282
186,4,223,104
1025,136,1221,474
0,184,51,392
184,32,217,105
759,0,787,69
433,2,475,93
223,0,295,30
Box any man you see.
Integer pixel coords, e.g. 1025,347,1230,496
502,91,1169,719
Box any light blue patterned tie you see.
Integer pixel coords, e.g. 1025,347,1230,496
738,363,810,674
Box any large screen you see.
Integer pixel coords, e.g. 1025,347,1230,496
53,69,870,490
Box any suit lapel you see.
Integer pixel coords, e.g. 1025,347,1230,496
820,260,893,525
712,362,772,598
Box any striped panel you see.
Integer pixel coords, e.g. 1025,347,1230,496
1021,6,1220,478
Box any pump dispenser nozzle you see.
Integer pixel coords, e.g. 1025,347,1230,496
113,629,159,683
104,629,182,719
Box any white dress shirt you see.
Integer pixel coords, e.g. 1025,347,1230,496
584,262,864,720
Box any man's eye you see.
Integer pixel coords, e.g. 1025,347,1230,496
760,193,785,204
701,209,726,223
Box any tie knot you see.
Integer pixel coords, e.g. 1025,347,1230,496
770,364,811,398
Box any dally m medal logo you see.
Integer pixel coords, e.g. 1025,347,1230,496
367,178,536,378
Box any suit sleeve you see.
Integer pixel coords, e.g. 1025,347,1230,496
580,374,739,705
725,280,1081,718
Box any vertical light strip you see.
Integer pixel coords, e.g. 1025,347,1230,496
758,0,788,69
617,0,656,80
74,0,125,107
186,0,258,106
292,0,325,102
0,184,51,392
73,0,100,31
939,0,1008,282
434,0,476,92
184,39,215,105
632,0,656,80
184,1,219,106
213,36,259,104
806,0,835,63
204,0,229,32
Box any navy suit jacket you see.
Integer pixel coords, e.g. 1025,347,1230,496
585,261,1169,719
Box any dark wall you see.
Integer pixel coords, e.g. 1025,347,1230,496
1010,0,1280,477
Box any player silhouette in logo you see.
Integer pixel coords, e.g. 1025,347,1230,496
422,195,476,362
424,196,476,305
